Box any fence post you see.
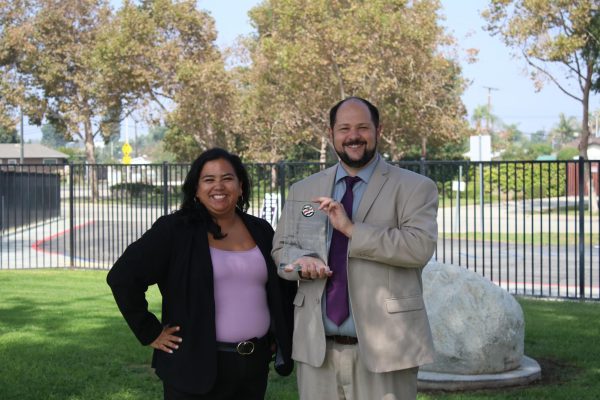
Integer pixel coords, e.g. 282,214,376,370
578,156,585,298
69,163,75,268
419,157,426,176
162,162,169,216
278,161,286,213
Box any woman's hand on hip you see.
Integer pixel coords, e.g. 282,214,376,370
150,325,182,354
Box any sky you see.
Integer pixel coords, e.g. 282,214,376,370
22,0,600,141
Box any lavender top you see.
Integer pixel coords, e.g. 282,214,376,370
210,246,270,342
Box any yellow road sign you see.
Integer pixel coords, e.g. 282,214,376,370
122,142,132,156
122,155,131,165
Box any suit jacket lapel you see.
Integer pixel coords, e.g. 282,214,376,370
355,160,389,222
318,165,338,197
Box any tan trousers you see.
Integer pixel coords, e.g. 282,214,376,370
296,339,418,400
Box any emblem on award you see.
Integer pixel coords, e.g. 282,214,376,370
279,199,329,271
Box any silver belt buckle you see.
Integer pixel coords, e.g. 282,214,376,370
236,341,255,355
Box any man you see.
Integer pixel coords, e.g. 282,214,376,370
273,97,437,400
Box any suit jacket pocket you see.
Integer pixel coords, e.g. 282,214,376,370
385,296,424,313
293,291,305,307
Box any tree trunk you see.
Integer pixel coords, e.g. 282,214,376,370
319,135,328,165
421,136,428,159
270,150,279,189
83,118,99,202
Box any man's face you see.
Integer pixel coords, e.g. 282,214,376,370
330,100,380,169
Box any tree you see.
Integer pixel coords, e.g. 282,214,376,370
108,0,235,162
589,11,600,93
241,0,469,163
0,71,19,142
0,1,120,164
471,104,499,134
483,1,599,160
41,123,70,148
0,124,16,143
0,90,17,143
162,55,237,161
500,133,552,161
557,146,579,160
0,0,130,198
549,113,580,148
0,0,227,195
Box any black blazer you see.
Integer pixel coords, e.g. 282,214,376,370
107,209,296,394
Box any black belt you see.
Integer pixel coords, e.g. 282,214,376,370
327,335,358,345
216,336,269,355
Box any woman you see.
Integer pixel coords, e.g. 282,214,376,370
107,148,295,399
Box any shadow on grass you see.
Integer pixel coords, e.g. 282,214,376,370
2,272,598,400
0,276,162,400
0,271,298,400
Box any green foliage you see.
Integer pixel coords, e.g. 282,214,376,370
243,0,469,161
550,113,581,148
483,0,599,160
163,124,205,163
0,124,18,143
586,10,600,93
557,147,579,160
41,123,70,148
500,134,554,161
401,139,469,162
283,143,323,162
0,0,228,170
483,162,568,199
110,182,161,198
148,125,168,142
437,162,570,201
57,146,85,163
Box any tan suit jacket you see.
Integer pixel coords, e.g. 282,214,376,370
273,158,437,373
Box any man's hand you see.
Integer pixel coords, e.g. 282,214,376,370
314,196,354,238
150,325,182,354
284,256,332,280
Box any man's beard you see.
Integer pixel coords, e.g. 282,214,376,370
336,140,377,168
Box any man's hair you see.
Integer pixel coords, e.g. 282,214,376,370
329,97,380,129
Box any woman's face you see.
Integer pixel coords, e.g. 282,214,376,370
196,158,243,218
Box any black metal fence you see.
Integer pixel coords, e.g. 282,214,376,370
1,159,598,300
0,168,61,230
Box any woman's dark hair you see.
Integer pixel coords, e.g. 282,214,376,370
329,96,380,129
180,148,251,239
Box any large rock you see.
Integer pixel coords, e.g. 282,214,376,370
421,261,524,374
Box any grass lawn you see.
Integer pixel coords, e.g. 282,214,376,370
0,269,598,400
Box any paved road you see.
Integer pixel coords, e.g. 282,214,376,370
2,204,599,299
436,237,599,298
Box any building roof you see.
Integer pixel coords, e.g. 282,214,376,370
0,143,68,159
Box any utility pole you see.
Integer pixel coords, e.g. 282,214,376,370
134,119,138,158
478,86,498,243
483,86,499,134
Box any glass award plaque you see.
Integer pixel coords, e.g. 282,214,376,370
278,200,329,271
